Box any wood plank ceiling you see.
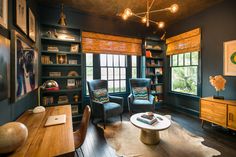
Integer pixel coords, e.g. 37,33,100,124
37,0,223,27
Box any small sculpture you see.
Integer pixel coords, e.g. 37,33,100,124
209,75,226,99
0,122,28,154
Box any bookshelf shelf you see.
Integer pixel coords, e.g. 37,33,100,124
42,88,82,94
41,37,81,44
42,76,82,79
41,50,82,55
42,64,81,67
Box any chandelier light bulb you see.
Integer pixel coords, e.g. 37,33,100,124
170,4,179,13
124,8,132,17
141,16,147,23
122,14,128,20
157,21,165,29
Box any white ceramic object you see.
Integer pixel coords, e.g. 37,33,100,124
33,106,46,113
0,122,28,154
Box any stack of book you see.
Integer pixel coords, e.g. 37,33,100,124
137,113,157,125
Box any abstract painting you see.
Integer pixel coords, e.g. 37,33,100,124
224,40,236,76
0,34,10,101
11,31,38,101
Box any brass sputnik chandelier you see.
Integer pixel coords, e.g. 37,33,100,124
120,0,179,29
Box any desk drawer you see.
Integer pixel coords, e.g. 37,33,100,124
201,100,226,126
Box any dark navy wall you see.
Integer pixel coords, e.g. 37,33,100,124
0,0,39,125
164,0,236,116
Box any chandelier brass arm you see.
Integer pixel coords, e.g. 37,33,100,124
119,0,179,29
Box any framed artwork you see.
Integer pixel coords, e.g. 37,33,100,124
56,54,67,64
16,0,27,34
0,33,10,101
0,0,8,29
224,40,236,76
67,79,76,88
11,30,38,101
70,44,79,53
28,8,36,42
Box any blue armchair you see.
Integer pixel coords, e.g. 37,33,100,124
87,80,123,129
128,78,155,114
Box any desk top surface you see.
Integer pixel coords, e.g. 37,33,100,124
9,105,74,157
201,97,236,106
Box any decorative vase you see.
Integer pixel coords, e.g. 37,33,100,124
0,122,28,154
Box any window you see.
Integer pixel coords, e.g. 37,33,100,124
131,56,137,78
86,53,93,95
100,54,127,93
170,52,199,95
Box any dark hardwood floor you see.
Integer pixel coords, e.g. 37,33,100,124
74,108,236,157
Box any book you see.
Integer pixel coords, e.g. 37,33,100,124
137,116,157,125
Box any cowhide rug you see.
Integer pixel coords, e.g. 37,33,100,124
98,115,221,157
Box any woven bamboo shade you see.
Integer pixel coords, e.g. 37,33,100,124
166,28,201,55
82,31,142,56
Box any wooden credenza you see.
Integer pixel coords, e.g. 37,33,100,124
200,97,236,130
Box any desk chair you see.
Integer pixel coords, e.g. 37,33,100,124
74,105,91,157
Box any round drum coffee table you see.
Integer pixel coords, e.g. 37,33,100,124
130,113,171,145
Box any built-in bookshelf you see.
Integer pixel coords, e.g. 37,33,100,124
144,39,165,107
40,24,83,124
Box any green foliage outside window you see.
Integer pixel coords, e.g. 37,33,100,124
171,52,199,95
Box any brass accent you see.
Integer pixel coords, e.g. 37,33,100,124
140,129,160,145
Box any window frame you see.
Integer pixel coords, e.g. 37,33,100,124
100,54,127,93
169,51,201,97
131,55,138,78
85,53,94,95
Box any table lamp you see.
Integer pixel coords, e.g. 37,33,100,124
33,80,59,113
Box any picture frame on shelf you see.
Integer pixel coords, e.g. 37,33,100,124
15,0,27,34
28,8,36,42
11,30,38,102
224,40,236,76
70,44,79,53
0,33,10,101
67,79,76,88
56,54,67,64
0,0,8,29
68,59,77,64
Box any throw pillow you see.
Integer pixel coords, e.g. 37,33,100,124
133,87,149,100
92,88,109,103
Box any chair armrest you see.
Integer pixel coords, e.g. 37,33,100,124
149,94,155,104
128,94,134,103
109,96,124,107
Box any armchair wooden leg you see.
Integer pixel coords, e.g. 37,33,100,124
120,114,122,122
103,117,106,129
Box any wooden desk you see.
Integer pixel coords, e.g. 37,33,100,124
8,105,75,157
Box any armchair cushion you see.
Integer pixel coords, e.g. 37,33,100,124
92,88,109,103
103,102,123,117
132,87,148,100
133,99,153,105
